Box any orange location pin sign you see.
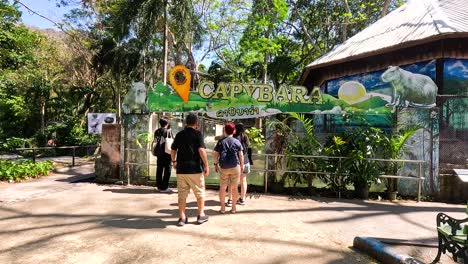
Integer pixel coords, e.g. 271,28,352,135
169,65,191,103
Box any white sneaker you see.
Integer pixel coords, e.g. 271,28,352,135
160,188,173,193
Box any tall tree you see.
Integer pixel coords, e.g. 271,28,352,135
0,1,41,139
240,0,288,84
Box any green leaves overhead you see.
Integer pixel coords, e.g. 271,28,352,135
240,0,288,70
0,0,404,145
0,1,39,71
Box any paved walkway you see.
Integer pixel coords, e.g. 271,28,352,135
0,165,466,264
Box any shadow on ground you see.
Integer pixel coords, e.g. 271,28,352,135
0,205,372,263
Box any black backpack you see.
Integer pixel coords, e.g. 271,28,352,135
152,129,166,157
219,140,239,168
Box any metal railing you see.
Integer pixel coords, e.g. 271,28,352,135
14,145,99,167
254,153,425,202
123,147,426,201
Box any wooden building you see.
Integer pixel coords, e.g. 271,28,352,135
300,0,468,200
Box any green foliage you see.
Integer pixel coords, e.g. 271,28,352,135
0,0,404,148
0,2,39,71
245,127,265,150
285,136,319,187
265,116,293,183
279,113,418,195
380,126,420,191
136,132,152,149
266,116,292,154
239,0,288,81
341,127,385,187
0,137,32,152
207,62,235,85
32,119,99,147
0,159,54,182
317,135,349,192
0,95,30,138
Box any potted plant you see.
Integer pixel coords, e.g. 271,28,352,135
343,127,384,199
245,127,265,153
381,127,419,201
283,113,322,194
319,135,350,196
265,115,293,192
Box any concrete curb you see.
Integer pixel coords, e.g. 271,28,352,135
53,166,74,173
53,162,94,173
353,237,424,264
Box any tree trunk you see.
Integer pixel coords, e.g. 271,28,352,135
263,53,268,84
342,0,351,42
381,0,392,18
116,77,122,123
162,0,168,85
40,100,45,133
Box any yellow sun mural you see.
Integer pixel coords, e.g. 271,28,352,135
338,81,367,104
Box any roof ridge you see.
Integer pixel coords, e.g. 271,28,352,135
425,0,456,34
305,0,467,70
309,2,410,64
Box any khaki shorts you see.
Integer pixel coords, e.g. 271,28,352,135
177,173,205,200
219,166,241,186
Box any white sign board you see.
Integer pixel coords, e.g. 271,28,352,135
87,113,116,134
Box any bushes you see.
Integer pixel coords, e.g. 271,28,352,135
245,127,265,151
0,137,32,153
33,120,99,147
280,113,416,199
0,159,54,182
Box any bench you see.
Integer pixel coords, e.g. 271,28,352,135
433,204,468,264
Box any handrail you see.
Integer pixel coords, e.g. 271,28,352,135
124,148,426,201
13,145,99,167
124,147,425,164
252,153,425,164
255,152,425,201
15,145,98,151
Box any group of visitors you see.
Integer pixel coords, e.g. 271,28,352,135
152,113,252,226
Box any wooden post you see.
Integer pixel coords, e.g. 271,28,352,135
264,154,268,193
72,147,76,167
418,163,422,202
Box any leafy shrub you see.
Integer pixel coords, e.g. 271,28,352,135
342,127,384,188
284,113,320,188
0,159,54,182
0,137,32,153
316,135,348,192
245,127,265,151
33,119,99,147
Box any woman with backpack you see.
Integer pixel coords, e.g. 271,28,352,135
225,123,252,207
213,122,244,214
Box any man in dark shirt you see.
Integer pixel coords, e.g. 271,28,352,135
154,117,172,192
171,113,209,226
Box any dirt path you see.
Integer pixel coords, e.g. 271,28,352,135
0,165,465,264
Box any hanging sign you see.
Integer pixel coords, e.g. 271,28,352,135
87,113,116,134
147,67,399,119
169,65,191,103
148,80,326,119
